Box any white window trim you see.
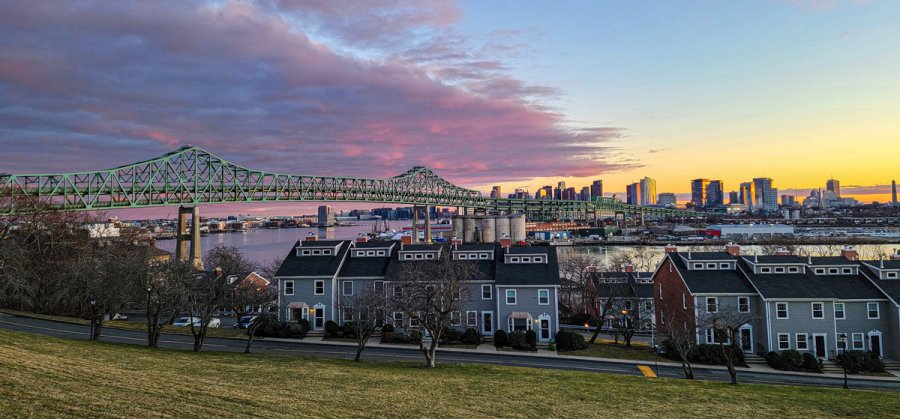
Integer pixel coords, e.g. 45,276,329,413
795,333,808,350
738,296,750,313
834,303,845,320
342,281,353,296
506,289,517,305
867,302,880,319
776,302,789,319
814,268,824,274
886,272,897,279
706,297,718,313
760,267,771,273
466,311,478,327
482,284,492,300
284,280,294,296
778,333,790,350
314,280,325,295
851,333,865,350
538,289,550,305
811,302,824,320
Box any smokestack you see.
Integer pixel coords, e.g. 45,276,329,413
893,180,898,207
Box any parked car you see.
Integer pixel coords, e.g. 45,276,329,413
102,313,128,321
172,316,221,328
233,315,257,330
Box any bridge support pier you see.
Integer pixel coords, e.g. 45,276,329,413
412,206,419,243
176,206,203,268
424,206,432,244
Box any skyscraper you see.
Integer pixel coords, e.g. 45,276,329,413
563,187,577,200
490,186,502,198
892,180,897,207
739,182,755,208
826,178,840,197
705,180,724,206
541,185,553,200
753,177,778,211
728,191,740,204
590,180,603,200
555,181,566,200
580,186,590,201
640,177,657,206
691,179,709,208
626,182,641,205
317,205,335,226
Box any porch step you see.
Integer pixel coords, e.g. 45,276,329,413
820,360,844,374
882,359,900,370
743,354,768,366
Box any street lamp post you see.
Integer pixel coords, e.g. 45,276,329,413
839,333,849,389
89,299,96,340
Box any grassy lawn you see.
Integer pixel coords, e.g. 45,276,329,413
0,309,249,340
561,339,669,363
1,329,897,418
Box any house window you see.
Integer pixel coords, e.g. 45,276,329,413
778,333,790,350
834,303,845,319
693,263,703,269
534,256,544,263
795,334,808,350
776,302,788,319
811,302,824,319
538,289,550,305
425,253,435,259
707,263,716,269
403,254,412,260
852,333,864,350
322,250,332,255
659,283,664,299
312,249,321,255
837,336,846,350
377,250,386,256
738,297,750,313
374,281,384,294
393,285,402,298
624,300,633,310
367,250,375,256
284,280,294,296
705,328,715,344
760,267,771,273
511,257,520,263
887,272,897,279
342,281,353,296
643,301,652,312
415,254,423,260
301,249,311,256
342,307,353,322
480,253,490,260
814,268,824,274
842,268,851,274
828,268,838,274
706,297,718,313
522,257,531,263
867,302,879,319
774,267,785,273
788,267,799,273
506,289,517,305
482,284,492,300
466,311,477,327
450,311,461,326
314,280,324,295
393,312,404,327
720,263,730,269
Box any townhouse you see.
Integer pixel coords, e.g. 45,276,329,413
653,244,900,361
274,234,561,342
589,266,655,331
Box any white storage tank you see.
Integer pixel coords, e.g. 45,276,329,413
463,216,478,243
509,214,526,242
451,216,464,240
495,216,511,242
480,217,496,243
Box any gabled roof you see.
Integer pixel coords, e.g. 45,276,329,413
275,240,350,277
860,264,900,303
807,256,858,266
384,244,494,283
668,254,754,294
339,253,392,278
737,259,835,299
861,260,900,270
816,275,888,300
495,245,559,286
678,252,735,261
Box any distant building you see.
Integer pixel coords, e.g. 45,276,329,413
317,205,336,226
640,177,656,206
753,177,778,211
705,180,724,206
706,224,794,239
739,182,756,209
691,179,709,208
590,180,603,200
555,181,566,200
626,182,641,205
728,191,740,205
826,178,840,197
657,193,677,206
781,195,795,206
490,186,502,198
892,180,897,207
580,186,591,201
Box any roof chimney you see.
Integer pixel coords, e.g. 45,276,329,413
891,248,900,261
451,236,463,249
499,233,512,250
356,233,369,243
305,232,317,242
725,242,740,257
665,244,678,253
214,266,223,278
624,264,635,273
774,247,790,256
587,266,598,273
401,235,413,245
840,245,858,261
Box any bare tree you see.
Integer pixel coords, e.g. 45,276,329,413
605,297,651,348
145,259,193,347
698,307,756,384
336,288,391,361
245,313,279,354
230,277,277,354
558,253,601,319
390,253,481,368
657,308,699,379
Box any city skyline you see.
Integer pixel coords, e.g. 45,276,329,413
1,1,898,217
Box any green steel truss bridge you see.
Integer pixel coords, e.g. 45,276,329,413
0,146,708,220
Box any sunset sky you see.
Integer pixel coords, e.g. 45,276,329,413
1,1,898,217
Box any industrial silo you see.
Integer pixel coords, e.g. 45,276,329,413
451,216,464,240
495,216,511,242
509,214,526,242
480,217,496,243
463,216,478,243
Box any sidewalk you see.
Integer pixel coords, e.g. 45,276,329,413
263,335,900,382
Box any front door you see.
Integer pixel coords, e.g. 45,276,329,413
870,335,882,358
814,335,826,358
740,328,752,352
540,319,550,341
481,312,493,335
314,308,324,330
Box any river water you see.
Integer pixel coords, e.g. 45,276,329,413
155,222,900,270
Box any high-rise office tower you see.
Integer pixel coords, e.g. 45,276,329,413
580,186,590,201
705,180,724,206
317,205,335,226
781,195,795,206
640,177,657,206
753,177,778,211
728,191,740,204
626,182,641,205
490,186,502,198
555,181,566,200
590,180,603,200
739,182,756,209
563,187,577,200
691,179,710,207
826,178,840,197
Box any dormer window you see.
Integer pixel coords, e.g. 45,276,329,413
693,263,703,269
511,257,520,263
841,268,852,274
301,249,311,256
480,253,490,259
415,254,424,260
814,268,824,274
760,267,771,273
706,263,716,269
887,272,898,279
788,267,799,273
720,263,730,269
522,257,531,263
403,254,413,260
367,250,375,256
425,253,435,259
828,268,838,274
774,267,785,273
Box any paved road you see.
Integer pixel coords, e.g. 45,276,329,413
2,314,898,391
